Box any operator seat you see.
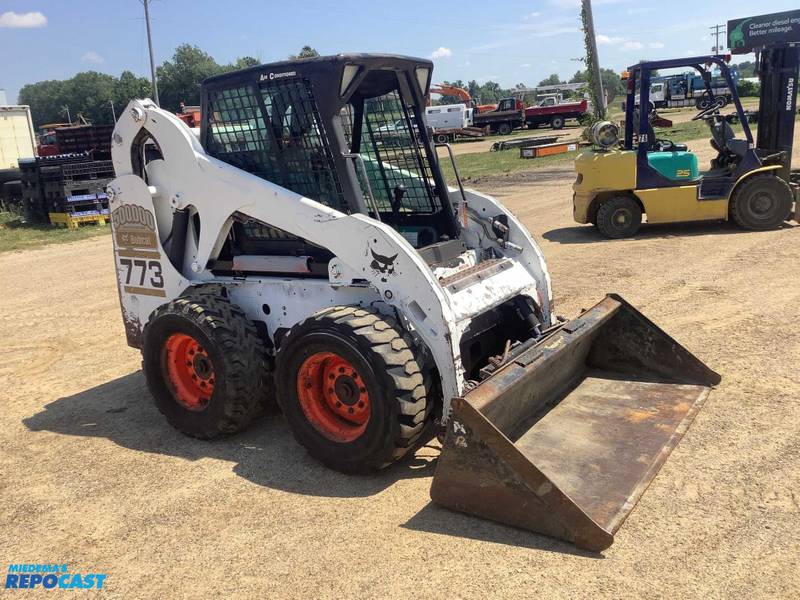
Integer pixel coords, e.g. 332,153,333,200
709,116,748,158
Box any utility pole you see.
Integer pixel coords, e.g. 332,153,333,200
710,24,726,54
110,100,117,122
142,0,160,105
581,0,605,118
64,105,71,124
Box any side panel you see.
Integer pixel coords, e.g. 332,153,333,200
636,185,727,223
107,175,190,348
572,150,637,223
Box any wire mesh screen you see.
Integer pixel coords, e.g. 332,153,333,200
342,91,441,214
205,80,345,214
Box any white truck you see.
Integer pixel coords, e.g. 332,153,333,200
424,103,483,143
0,105,36,170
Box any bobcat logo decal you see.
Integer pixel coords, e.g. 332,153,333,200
370,249,398,276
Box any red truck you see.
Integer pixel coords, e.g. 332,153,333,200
524,98,588,130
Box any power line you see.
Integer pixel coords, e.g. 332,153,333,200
710,24,726,54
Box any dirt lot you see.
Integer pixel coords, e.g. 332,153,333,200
2,135,799,598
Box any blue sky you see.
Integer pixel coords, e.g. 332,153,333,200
1,0,796,103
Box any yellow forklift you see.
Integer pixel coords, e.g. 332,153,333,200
573,11,799,238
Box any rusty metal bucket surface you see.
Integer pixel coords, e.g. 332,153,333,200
430,294,720,551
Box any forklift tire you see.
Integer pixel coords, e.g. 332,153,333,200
729,174,793,231
550,116,565,130
142,292,268,439
497,123,512,135
275,306,432,473
435,133,450,144
596,195,642,238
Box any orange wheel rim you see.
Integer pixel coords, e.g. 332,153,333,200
297,351,371,442
163,333,215,411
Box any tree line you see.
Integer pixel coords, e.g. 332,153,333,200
18,45,279,127
21,42,629,127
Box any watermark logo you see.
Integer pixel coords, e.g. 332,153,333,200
4,564,108,590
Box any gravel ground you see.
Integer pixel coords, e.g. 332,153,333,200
1,129,798,598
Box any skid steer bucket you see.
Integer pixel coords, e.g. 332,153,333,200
430,294,720,551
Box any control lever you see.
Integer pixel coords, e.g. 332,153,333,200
391,184,407,221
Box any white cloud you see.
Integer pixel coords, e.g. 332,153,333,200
0,11,47,28
81,51,105,65
520,63,532,68
523,11,542,19
622,41,644,50
430,47,453,60
649,42,665,49
597,34,624,45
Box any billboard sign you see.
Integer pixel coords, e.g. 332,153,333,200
728,10,800,53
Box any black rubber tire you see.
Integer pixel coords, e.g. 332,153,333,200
729,174,793,231
275,306,432,473
142,291,268,439
596,195,642,238
435,133,449,144
497,122,512,135
550,116,565,130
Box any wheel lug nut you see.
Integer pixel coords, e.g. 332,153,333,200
348,407,354,414
358,401,365,408
360,387,366,393
336,401,342,408
338,367,345,373
192,374,197,380
328,373,335,380
328,388,334,394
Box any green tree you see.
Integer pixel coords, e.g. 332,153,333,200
736,79,760,97
290,46,320,60
230,56,260,69
570,68,624,104
733,61,756,78
18,80,70,126
537,74,563,87
64,71,117,124
19,71,154,126
157,44,225,111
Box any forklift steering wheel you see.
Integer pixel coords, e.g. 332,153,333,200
692,105,720,121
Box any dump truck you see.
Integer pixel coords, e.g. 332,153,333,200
107,54,719,550
472,97,525,134
525,97,588,130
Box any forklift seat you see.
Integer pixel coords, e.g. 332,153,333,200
709,117,748,158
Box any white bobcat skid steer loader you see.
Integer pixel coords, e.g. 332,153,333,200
108,54,719,550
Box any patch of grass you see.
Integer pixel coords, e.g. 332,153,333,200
441,147,578,183
0,212,109,254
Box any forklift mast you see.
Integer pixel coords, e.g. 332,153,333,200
755,44,800,181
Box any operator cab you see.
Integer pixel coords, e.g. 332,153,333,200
199,54,462,273
627,57,752,187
